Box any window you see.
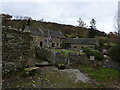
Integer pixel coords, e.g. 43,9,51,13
52,43,55,47
89,46,94,49
40,42,43,47
4,34,7,37
57,43,59,46
81,46,84,49
74,46,77,48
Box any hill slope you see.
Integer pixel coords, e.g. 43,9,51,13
2,20,106,38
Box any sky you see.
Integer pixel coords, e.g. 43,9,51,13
0,0,119,33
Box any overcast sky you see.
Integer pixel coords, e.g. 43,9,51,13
0,1,118,33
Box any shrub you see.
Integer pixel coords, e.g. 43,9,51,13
82,48,93,57
98,37,109,47
83,47,104,60
61,40,67,48
69,34,77,38
92,50,104,60
108,46,120,63
21,70,36,78
2,62,26,78
55,62,66,69
36,47,51,60
21,70,29,78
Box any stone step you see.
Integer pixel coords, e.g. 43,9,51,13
35,61,51,67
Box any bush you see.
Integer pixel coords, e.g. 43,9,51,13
82,48,93,57
21,70,35,78
61,40,67,48
69,34,77,38
83,47,104,60
92,50,104,60
36,47,51,60
2,62,26,78
55,62,66,69
108,46,120,63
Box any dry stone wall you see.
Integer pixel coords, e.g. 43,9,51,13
2,28,34,77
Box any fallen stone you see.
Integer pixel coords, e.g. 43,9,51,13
60,69,90,83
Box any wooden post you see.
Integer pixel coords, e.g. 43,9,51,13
90,56,95,60
68,59,70,66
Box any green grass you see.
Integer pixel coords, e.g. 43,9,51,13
70,82,95,88
52,49,85,55
81,65,120,83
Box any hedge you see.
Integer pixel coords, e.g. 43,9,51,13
108,46,120,63
83,47,104,60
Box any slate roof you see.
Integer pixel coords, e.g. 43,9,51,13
25,26,65,38
66,38,99,45
25,26,43,36
43,29,65,38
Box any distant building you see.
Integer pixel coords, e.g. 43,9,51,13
65,38,99,50
24,26,99,50
1,14,12,20
24,26,65,48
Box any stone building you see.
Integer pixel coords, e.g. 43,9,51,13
65,38,99,50
24,26,65,48
24,26,99,50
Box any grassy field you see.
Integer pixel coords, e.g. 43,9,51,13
80,65,120,88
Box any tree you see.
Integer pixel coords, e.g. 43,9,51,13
39,19,44,22
98,37,109,49
23,16,32,20
108,46,120,63
77,18,87,28
88,29,96,38
90,18,96,30
108,32,119,45
114,16,120,37
27,18,31,26
113,2,120,44
88,18,97,38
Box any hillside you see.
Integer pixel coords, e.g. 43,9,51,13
2,19,107,38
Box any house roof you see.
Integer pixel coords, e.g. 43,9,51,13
24,26,65,38
25,26,43,36
66,38,99,45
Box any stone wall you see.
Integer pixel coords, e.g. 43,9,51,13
50,51,68,65
69,53,90,67
69,44,95,50
35,36,63,48
2,27,34,77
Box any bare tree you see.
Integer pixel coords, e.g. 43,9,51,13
114,12,119,34
77,18,87,28
40,18,44,22
113,1,120,44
